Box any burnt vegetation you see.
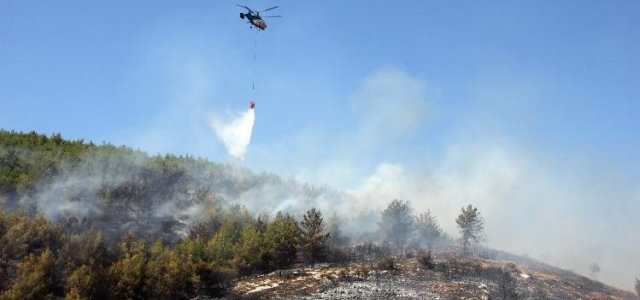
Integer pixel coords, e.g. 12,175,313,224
0,130,637,299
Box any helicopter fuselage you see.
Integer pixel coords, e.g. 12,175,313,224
240,12,267,30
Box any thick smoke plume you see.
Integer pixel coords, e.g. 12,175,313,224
210,108,255,160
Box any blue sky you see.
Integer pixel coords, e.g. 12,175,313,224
2,1,639,169
2,1,640,290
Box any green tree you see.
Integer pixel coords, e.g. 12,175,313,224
0,206,6,237
65,265,99,300
635,277,640,297
165,241,195,299
173,237,235,296
264,212,298,269
414,210,442,249
56,231,108,294
233,225,265,275
143,239,170,300
64,290,86,300
144,239,194,300
0,211,63,292
208,224,241,267
378,199,414,251
108,232,147,300
298,208,330,264
1,212,63,261
455,204,485,254
2,248,55,300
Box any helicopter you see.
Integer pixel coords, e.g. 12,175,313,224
237,4,281,30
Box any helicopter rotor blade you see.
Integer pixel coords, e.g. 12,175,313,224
262,15,282,18
236,4,254,13
258,6,279,13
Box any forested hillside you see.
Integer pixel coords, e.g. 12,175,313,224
1,131,637,300
0,130,344,299
0,130,333,241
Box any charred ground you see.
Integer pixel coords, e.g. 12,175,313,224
226,248,637,300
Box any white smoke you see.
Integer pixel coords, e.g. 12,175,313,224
210,108,255,160
246,65,640,291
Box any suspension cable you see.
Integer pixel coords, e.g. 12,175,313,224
253,29,257,93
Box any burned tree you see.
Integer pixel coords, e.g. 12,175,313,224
326,212,349,247
455,204,485,254
589,262,600,278
414,210,442,249
495,270,523,300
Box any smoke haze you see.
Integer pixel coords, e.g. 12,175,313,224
40,58,636,291
245,66,640,291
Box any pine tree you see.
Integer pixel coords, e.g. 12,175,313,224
455,204,485,254
65,265,98,300
108,232,147,300
233,225,265,275
264,212,298,269
56,230,108,294
3,248,55,300
299,208,330,264
143,239,169,300
414,210,442,249
165,247,194,299
208,224,241,266
379,199,414,251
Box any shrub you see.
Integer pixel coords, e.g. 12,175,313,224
504,262,518,274
494,271,522,300
417,250,434,270
479,265,504,281
354,265,370,279
353,242,392,261
405,250,415,259
279,269,295,280
326,247,350,265
437,257,483,279
531,289,549,300
377,257,396,271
